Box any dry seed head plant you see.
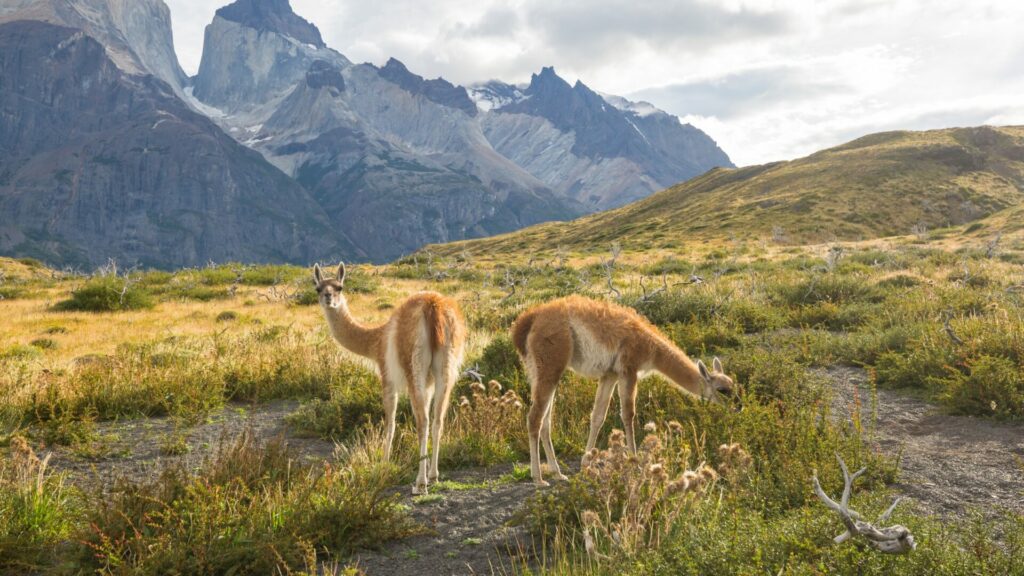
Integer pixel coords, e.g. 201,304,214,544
577,423,743,561
447,379,526,465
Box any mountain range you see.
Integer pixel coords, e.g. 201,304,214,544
0,0,732,268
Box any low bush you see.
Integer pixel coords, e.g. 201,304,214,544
286,363,394,440
55,276,154,312
937,355,1024,418
30,338,57,350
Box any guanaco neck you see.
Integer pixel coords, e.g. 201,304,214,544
651,339,705,398
321,299,381,359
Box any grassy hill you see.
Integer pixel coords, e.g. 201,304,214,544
429,125,1024,257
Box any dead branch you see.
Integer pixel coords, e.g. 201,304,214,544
604,243,622,299
812,454,915,554
461,364,485,384
985,232,1002,258
499,269,523,302
941,310,964,346
639,272,670,302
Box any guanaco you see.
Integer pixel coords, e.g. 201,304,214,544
314,263,465,494
512,295,735,485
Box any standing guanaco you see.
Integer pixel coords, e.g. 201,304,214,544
314,263,466,494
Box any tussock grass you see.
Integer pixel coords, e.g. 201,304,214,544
75,428,417,574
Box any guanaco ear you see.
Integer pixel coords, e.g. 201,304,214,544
697,360,711,380
713,357,723,374
313,263,324,286
337,262,346,286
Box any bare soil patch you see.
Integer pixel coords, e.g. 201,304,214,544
353,465,541,576
825,366,1024,518
48,400,336,488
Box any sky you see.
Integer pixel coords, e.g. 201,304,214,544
164,0,1024,166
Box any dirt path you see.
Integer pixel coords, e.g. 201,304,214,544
824,366,1024,518
352,465,540,576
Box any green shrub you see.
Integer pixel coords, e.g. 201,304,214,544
55,276,154,312
0,285,25,300
215,310,238,322
30,338,57,350
725,299,786,334
164,284,230,301
16,257,43,268
630,290,721,325
286,364,391,440
875,274,923,289
938,355,1024,418
771,274,883,306
475,335,525,389
873,348,951,390
1,344,41,361
664,321,743,355
293,286,319,306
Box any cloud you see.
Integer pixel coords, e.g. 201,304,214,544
630,65,847,120
525,0,793,65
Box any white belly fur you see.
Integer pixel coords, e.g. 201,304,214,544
568,318,616,378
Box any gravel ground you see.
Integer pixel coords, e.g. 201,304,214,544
825,365,1024,518
352,464,543,576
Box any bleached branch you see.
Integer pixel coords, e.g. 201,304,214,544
812,454,916,554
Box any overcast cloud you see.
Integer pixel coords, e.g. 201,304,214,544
165,0,1024,166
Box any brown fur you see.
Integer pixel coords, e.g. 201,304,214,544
512,295,735,486
314,264,465,494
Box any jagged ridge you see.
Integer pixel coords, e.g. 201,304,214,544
216,0,324,48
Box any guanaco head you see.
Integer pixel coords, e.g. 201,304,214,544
313,262,347,309
697,357,736,404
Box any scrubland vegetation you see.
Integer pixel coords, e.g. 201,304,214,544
1,231,1023,574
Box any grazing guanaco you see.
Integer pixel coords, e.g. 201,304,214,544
511,295,735,486
313,263,466,494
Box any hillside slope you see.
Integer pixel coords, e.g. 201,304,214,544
429,126,1024,256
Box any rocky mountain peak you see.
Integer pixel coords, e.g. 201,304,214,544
376,57,476,116
528,66,571,94
216,0,324,48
